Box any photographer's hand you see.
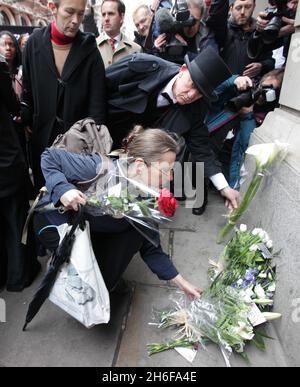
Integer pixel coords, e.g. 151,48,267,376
234,76,253,91
243,62,262,78
151,0,160,13
154,33,168,51
256,12,270,33
279,17,295,37
174,33,188,46
240,106,254,114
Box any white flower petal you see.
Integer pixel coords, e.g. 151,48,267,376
240,224,248,233
268,283,276,292
250,244,259,252
246,142,289,167
255,284,266,299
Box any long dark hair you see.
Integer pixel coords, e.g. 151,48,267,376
0,30,22,75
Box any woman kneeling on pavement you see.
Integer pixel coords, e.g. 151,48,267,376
34,126,201,299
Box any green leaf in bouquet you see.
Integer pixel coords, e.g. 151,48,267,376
252,334,266,352
147,337,195,356
138,201,152,217
107,196,125,210
239,351,251,364
254,328,275,341
87,195,101,207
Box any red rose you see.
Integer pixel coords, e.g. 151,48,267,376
158,189,178,217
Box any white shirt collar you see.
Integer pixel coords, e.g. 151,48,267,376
157,75,178,107
104,32,122,43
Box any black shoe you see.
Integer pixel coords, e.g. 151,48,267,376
192,176,209,216
192,200,208,216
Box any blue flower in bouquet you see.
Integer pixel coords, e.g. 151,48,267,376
233,269,257,289
244,269,258,282
241,281,249,289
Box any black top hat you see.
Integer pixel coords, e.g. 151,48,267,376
184,47,232,103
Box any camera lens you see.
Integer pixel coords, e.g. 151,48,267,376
262,16,282,44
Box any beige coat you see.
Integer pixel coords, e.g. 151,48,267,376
97,33,142,68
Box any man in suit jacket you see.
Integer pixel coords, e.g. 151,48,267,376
97,0,141,68
106,48,240,212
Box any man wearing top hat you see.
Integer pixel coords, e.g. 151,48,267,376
106,47,240,213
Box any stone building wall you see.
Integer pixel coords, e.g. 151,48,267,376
0,0,51,27
243,5,300,367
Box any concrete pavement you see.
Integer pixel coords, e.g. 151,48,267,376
0,191,286,367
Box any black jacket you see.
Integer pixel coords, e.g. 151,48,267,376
106,53,220,178
0,56,26,197
205,1,274,75
21,25,107,160
219,18,275,75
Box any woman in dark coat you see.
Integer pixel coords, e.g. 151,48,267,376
34,126,201,298
0,31,21,83
0,55,40,291
0,31,31,177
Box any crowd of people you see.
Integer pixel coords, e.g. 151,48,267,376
0,0,298,299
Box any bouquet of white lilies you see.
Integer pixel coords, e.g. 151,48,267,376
148,225,281,366
218,141,289,243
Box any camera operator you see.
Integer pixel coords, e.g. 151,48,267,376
205,68,284,189
215,0,275,78
249,0,298,64
228,68,285,188
152,0,225,64
133,2,159,48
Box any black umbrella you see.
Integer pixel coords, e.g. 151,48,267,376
22,206,84,331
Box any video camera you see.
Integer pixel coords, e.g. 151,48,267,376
155,0,197,56
228,83,278,112
261,0,291,44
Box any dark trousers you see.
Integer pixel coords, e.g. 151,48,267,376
90,230,143,291
0,191,39,291
34,213,143,292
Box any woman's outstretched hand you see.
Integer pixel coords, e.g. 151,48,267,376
172,274,202,300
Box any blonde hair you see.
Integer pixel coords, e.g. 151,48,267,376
187,0,205,15
133,5,152,20
123,126,178,164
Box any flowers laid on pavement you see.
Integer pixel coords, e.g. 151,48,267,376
218,141,289,243
148,226,281,365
